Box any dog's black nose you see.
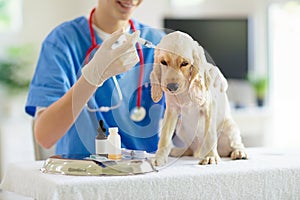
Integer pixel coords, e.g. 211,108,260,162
167,83,179,92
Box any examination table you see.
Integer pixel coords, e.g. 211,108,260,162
1,147,300,200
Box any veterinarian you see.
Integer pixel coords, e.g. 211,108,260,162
25,0,226,155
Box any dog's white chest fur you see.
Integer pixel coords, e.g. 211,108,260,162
168,94,208,151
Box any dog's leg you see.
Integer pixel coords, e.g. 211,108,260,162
197,129,220,165
154,109,179,166
217,118,247,160
194,103,220,165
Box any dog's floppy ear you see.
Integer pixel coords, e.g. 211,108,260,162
188,43,211,105
192,43,207,73
189,65,199,87
188,69,209,105
204,69,211,91
189,43,208,88
150,49,163,103
191,42,212,90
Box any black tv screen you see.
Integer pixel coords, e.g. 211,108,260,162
164,18,249,80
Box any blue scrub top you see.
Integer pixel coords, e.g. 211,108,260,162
25,16,166,155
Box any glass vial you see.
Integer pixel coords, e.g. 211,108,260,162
107,127,122,160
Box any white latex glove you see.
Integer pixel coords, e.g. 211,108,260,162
82,29,140,87
207,64,228,92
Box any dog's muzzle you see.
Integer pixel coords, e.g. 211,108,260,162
167,83,179,92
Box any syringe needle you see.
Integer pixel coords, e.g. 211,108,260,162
137,37,156,48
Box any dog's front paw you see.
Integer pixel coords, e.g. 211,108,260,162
152,154,168,166
199,155,220,165
152,148,170,166
231,149,247,160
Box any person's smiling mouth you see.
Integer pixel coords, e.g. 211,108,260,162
117,1,136,9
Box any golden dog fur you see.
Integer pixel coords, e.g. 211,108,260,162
150,31,247,165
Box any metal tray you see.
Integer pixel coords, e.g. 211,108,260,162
41,156,157,176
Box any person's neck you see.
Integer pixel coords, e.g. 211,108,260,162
93,8,129,34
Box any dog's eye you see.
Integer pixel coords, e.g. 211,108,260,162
160,60,168,66
180,61,189,67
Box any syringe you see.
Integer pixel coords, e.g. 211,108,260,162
137,37,156,48
124,32,156,48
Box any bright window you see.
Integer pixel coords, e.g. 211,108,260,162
269,1,300,147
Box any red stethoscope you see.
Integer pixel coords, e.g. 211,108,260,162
85,8,146,122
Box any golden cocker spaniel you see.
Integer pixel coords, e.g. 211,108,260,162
150,31,247,166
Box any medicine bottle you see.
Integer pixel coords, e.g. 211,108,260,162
107,127,122,160
95,120,108,157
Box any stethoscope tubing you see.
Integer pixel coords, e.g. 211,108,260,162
85,8,145,114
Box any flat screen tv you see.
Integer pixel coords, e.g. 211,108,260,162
164,18,249,80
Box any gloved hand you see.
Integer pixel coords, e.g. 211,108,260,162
82,29,140,87
207,63,228,92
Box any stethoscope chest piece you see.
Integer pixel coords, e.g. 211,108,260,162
130,106,146,122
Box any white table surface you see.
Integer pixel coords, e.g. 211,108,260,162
1,147,300,200
0,189,34,200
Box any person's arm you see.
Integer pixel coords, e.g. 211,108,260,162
34,30,140,149
34,76,96,148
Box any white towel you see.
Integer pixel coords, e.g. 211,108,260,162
1,147,300,200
